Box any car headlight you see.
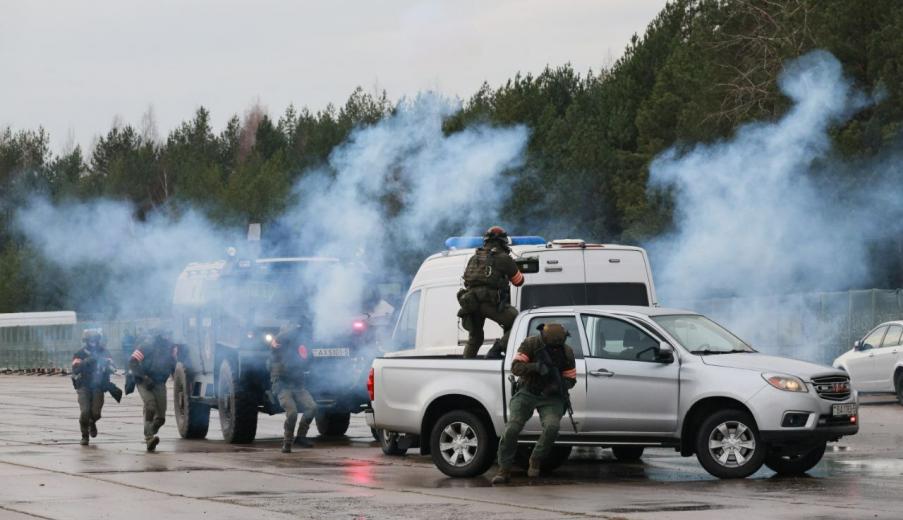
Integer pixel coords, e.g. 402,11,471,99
762,373,808,392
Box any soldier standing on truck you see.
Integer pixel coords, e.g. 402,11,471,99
492,323,577,485
270,325,319,453
129,330,176,452
71,329,120,445
457,226,525,358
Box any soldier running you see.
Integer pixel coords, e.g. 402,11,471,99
492,323,577,484
270,325,318,453
457,226,525,358
129,330,176,452
71,329,120,445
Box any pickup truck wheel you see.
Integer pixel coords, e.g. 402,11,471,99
895,372,903,405
764,442,826,476
695,409,765,479
430,410,496,478
217,358,258,444
315,412,351,437
173,362,210,439
514,445,572,473
376,429,409,455
611,446,645,461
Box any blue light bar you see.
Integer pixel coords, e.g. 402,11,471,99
445,236,546,250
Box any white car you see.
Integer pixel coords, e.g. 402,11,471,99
833,321,903,404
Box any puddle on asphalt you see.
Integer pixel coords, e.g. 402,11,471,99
606,502,729,513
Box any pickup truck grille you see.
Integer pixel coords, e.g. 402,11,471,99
811,375,851,401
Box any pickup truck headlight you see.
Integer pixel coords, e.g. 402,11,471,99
762,373,808,393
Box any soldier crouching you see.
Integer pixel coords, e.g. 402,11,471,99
129,330,176,452
492,323,577,484
270,326,318,453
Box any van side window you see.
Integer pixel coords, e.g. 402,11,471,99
392,290,422,351
526,316,583,359
582,315,660,362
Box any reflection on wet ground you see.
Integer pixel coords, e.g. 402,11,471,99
1,377,902,519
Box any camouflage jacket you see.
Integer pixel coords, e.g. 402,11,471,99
129,339,176,384
270,329,310,388
511,335,577,396
463,246,524,297
71,346,114,390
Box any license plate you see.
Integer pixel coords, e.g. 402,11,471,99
311,347,351,358
832,403,857,417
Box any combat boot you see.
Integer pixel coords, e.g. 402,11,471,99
490,468,511,485
146,436,160,452
89,422,98,438
80,435,89,446
281,440,292,453
527,458,541,478
294,436,313,448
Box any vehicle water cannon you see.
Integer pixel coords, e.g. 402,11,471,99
444,236,545,250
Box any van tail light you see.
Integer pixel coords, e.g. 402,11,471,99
367,367,375,402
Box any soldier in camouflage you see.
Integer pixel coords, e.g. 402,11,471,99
270,326,319,453
457,226,525,358
492,323,577,484
129,330,176,452
71,329,116,445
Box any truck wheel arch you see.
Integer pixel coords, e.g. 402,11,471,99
680,397,755,457
420,395,494,455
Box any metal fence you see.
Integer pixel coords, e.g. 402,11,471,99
669,289,903,364
0,318,170,371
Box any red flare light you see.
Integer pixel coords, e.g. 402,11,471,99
352,320,367,333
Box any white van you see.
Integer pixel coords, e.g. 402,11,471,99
388,237,657,356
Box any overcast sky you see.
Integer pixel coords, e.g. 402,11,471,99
0,0,668,152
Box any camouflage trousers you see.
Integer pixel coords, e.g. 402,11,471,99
496,389,566,470
463,302,518,358
76,388,104,436
137,382,167,441
277,385,318,442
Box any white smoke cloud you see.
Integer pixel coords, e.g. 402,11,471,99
13,93,528,341
647,50,878,302
277,94,528,338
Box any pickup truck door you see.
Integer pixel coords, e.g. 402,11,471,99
508,314,588,435
579,314,680,435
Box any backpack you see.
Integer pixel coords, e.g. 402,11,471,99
463,248,507,289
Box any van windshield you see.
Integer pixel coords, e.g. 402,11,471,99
520,283,648,308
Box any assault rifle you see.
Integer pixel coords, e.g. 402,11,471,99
536,346,577,432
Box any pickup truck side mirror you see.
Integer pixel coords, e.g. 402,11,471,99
656,342,675,363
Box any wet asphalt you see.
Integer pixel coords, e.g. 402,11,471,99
0,375,901,520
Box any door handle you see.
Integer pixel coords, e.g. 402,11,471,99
589,368,615,377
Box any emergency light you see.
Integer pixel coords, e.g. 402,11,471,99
444,236,545,250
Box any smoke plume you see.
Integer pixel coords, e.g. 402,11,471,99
647,50,888,301
14,94,527,341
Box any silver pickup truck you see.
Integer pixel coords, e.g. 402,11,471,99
367,305,859,479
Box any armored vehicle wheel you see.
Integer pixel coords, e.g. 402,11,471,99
430,410,496,478
764,442,826,476
173,362,210,439
695,409,765,479
217,358,258,443
611,446,645,461
514,444,572,473
315,412,351,437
